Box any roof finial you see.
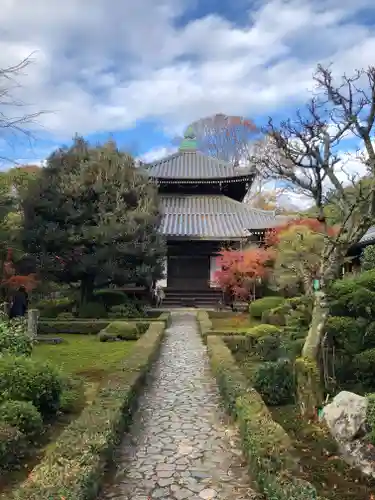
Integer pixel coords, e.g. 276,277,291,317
179,124,197,151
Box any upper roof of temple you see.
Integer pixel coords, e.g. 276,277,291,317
144,126,254,183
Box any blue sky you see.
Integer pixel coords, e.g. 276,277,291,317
0,0,375,174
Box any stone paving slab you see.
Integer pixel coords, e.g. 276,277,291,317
99,312,259,500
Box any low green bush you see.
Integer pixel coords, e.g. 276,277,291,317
253,359,296,406
59,377,84,414
255,333,281,362
0,356,63,416
354,348,375,388
109,298,146,318
249,296,285,319
36,297,74,318
328,270,375,318
101,321,140,340
38,320,109,335
283,296,313,340
224,335,257,360
93,289,127,309
261,306,287,326
78,301,107,319
0,317,34,356
98,331,117,342
207,335,319,499
0,400,43,438
246,323,283,338
0,423,27,471
326,316,366,355
9,321,166,500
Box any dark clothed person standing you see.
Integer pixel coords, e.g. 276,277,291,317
9,286,28,319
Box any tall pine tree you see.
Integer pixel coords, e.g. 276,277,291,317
22,137,165,303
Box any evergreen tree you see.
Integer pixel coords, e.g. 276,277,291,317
22,137,166,303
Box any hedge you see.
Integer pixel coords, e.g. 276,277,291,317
9,320,167,500
196,310,213,342
206,335,322,500
38,320,110,334
38,313,170,335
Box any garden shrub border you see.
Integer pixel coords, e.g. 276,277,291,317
10,318,168,500
206,334,325,500
37,313,171,335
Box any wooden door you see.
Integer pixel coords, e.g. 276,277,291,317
168,256,209,289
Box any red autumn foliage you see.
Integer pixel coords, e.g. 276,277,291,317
4,274,38,292
265,218,336,246
2,248,39,293
214,247,274,300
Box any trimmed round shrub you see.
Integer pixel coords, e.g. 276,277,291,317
36,297,74,318
78,301,107,319
0,400,43,438
255,333,281,362
262,306,287,326
0,356,63,416
253,359,296,406
59,377,84,414
326,316,367,355
98,331,117,342
249,296,285,319
354,348,375,388
348,288,375,318
246,324,283,338
0,318,34,357
93,289,127,309
99,321,139,340
0,423,27,469
110,300,146,318
136,322,149,335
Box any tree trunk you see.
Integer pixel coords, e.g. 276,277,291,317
296,290,328,417
80,276,95,306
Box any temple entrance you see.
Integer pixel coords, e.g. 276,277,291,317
167,255,209,289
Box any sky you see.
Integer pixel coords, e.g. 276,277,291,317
1,0,375,207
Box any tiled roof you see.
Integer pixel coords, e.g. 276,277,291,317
159,195,279,239
146,151,253,180
358,226,375,245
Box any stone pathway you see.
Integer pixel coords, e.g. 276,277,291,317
99,312,258,500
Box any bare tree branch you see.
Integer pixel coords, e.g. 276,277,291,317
0,53,49,164
255,64,375,280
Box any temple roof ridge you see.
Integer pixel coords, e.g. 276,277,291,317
145,149,254,181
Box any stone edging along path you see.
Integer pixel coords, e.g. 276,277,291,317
99,311,258,500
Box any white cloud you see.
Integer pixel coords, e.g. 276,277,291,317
0,0,375,143
139,146,177,163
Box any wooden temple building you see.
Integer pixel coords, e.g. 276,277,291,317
144,128,284,307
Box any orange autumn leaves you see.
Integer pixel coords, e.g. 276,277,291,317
2,248,38,293
215,247,273,299
214,218,334,299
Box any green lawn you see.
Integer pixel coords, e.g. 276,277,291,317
32,334,136,383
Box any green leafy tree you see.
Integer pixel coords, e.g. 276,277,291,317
22,137,166,304
272,225,323,296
